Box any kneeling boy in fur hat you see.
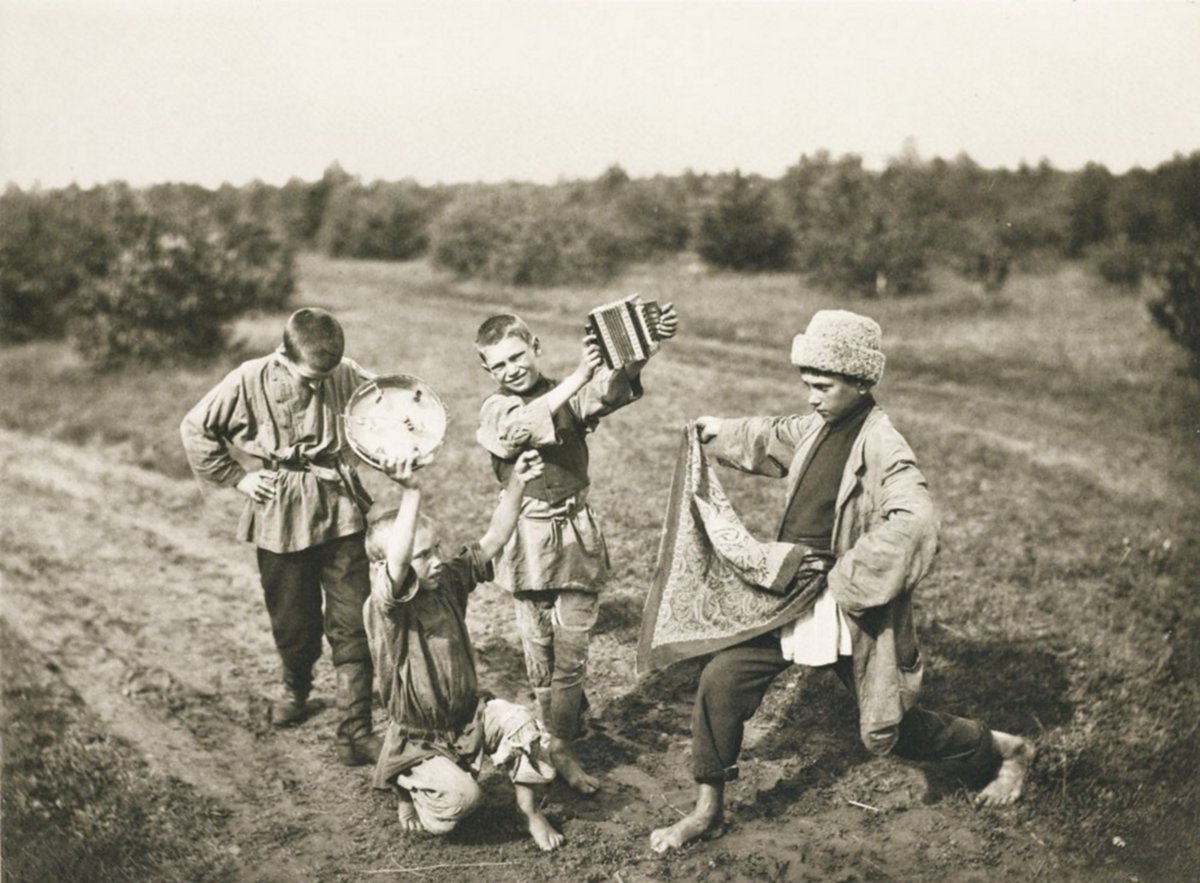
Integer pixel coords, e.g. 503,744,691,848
365,449,562,851
651,309,1035,853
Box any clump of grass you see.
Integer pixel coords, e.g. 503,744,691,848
1,621,236,883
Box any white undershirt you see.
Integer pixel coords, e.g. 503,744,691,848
778,586,854,665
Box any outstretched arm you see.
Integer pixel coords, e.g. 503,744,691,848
477,336,604,459
479,451,543,560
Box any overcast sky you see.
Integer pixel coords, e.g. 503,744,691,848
3,0,1199,189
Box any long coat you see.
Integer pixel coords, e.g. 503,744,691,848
709,406,939,754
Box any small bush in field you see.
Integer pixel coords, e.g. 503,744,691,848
696,171,793,272
1092,236,1144,290
0,185,135,342
431,186,635,286
784,152,931,296
316,181,444,260
72,217,294,367
1149,246,1200,373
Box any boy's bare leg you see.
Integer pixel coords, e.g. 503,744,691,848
548,735,600,794
515,783,563,851
650,782,724,853
976,730,1035,807
396,789,424,832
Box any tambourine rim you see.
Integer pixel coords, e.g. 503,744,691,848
343,373,449,470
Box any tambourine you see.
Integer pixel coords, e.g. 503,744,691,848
343,374,448,470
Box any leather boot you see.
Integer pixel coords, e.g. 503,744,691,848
271,668,311,728
335,661,380,766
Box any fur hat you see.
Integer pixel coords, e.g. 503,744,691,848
790,310,885,384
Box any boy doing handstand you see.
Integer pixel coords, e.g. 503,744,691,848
365,449,562,851
475,308,677,793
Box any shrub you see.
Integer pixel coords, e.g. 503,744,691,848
696,171,793,272
1065,163,1113,258
0,185,134,342
72,216,294,367
1092,236,1144,290
431,186,636,286
1149,245,1200,373
784,152,931,295
316,180,444,260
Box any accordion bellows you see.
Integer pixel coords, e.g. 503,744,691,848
586,295,663,369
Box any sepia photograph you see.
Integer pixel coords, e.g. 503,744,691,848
2,1,1198,880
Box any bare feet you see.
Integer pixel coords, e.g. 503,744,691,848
976,731,1035,807
650,783,723,853
548,736,600,795
526,811,564,852
396,792,424,832
515,783,563,852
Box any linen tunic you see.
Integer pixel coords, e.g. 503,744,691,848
364,542,493,785
180,347,374,553
476,366,642,593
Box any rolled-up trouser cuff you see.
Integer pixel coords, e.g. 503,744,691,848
694,764,739,785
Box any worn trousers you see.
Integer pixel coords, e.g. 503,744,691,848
692,632,997,783
256,532,371,692
512,589,598,740
394,698,555,834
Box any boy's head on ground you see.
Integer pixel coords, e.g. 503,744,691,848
282,308,345,378
366,509,445,597
476,314,543,394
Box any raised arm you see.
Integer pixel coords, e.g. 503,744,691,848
478,451,543,560
382,485,421,589
370,456,424,599
477,337,605,458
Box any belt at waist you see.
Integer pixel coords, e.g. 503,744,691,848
264,454,342,472
520,492,590,521
783,533,832,555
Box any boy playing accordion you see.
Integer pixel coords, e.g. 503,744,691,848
474,306,677,792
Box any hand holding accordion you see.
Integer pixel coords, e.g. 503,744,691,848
585,294,666,370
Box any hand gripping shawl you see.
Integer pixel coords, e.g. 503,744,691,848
637,427,832,675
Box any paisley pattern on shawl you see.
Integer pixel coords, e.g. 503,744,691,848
637,427,829,674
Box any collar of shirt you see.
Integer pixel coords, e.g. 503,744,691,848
273,347,327,393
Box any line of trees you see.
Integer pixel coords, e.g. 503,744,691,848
3,149,1199,368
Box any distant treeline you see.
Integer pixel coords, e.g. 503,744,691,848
3,149,1199,368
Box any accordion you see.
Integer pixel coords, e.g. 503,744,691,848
586,295,663,369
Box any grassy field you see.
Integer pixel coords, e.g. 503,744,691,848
2,253,1198,881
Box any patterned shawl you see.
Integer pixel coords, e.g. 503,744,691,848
637,427,831,675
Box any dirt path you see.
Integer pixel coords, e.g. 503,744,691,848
2,424,1106,882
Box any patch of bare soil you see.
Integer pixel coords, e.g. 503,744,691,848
1,427,1097,881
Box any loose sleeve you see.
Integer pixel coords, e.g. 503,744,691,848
709,415,818,478
477,393,558,458
439,544,495,608
341,356,376,386
369,558,419,610
568,364,644,425
826,428,939,615
179,368,253,489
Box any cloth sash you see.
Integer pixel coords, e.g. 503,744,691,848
637,427,832,675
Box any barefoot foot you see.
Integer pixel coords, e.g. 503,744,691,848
649,783,723,853
976,731,1035,807
549,737,600,795
527,811,564,851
